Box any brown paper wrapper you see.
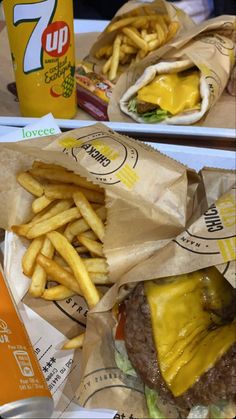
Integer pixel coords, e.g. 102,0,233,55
0,122,197,337
86,0,195,77
75,171,235,418
108,15,236,124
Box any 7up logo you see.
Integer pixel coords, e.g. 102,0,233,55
13,0,70,74
42,21,70,57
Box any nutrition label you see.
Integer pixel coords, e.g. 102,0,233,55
19,303,114,419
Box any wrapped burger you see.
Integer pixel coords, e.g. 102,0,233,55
108,15,236,124
76,175,236,419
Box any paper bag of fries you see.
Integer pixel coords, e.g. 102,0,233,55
86,0,195,81
74,165,235,419
108,15,236,124
0,122,199,348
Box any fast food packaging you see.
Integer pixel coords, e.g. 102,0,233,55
0,124,235,418
86,0,195,80
108,15,236,124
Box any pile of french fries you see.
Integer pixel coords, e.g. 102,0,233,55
95,12,180,81
12,161,110,350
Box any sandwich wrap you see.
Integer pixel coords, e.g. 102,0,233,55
108,15,236,124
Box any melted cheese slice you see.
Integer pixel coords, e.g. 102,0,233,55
144,267,236,397
137,71,201,115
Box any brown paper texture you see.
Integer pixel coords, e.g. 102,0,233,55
0,18,235,130
108,15,236,125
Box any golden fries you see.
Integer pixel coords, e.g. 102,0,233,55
12,162,111,350
32,195,54,214
83,258,108,274
26,207,81,239
44,184,104,204
22,236,44,277
42,285,75,300
37,253,82,295
17,172,44,197
29,237,54,297
73,191,105,242
62,333,85,350
29,167,101,192
77,235,104,257
96,13,180,80
47,231,100,308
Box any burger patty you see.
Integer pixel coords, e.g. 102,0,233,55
124,282,236,415
136,99,157,114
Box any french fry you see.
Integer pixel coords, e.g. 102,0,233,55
11,223,32,237
166,21,180,42
143,33,158,42
81,230,97,240
33,199,74,223
32,195,54,214
11,199,74,238
83,258,108,274
29,167,101,192
73,191,105,242
75,246,89,254
106,16,137,33
121,44,137,54
47,231,100,308
22,236,44,277
42,285,75,300
26,207,81,239
122,27,148,54
109,34,122,81
131,17,148,29
62,333,85,350
148,38,161,51
36,253,82,295
89,272,111,285
44,184,104,204
102,56,112,75
32,161,66,171
77,235,104,258
17,172,44,197
155,23,166,45
29,237,54,297
64,206,106,242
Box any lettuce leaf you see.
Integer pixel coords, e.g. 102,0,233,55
114,340,137,377
145,386,165,419
128,97,171,123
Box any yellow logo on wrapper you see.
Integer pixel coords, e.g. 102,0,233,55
57,132,140,190
217,237,236,262
59,137,83,149
3,0,76,118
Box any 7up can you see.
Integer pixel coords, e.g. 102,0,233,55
0,265,54,418
3,0,76,118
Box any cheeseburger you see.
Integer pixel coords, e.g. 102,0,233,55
114,267,236,418
119,59,210,125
